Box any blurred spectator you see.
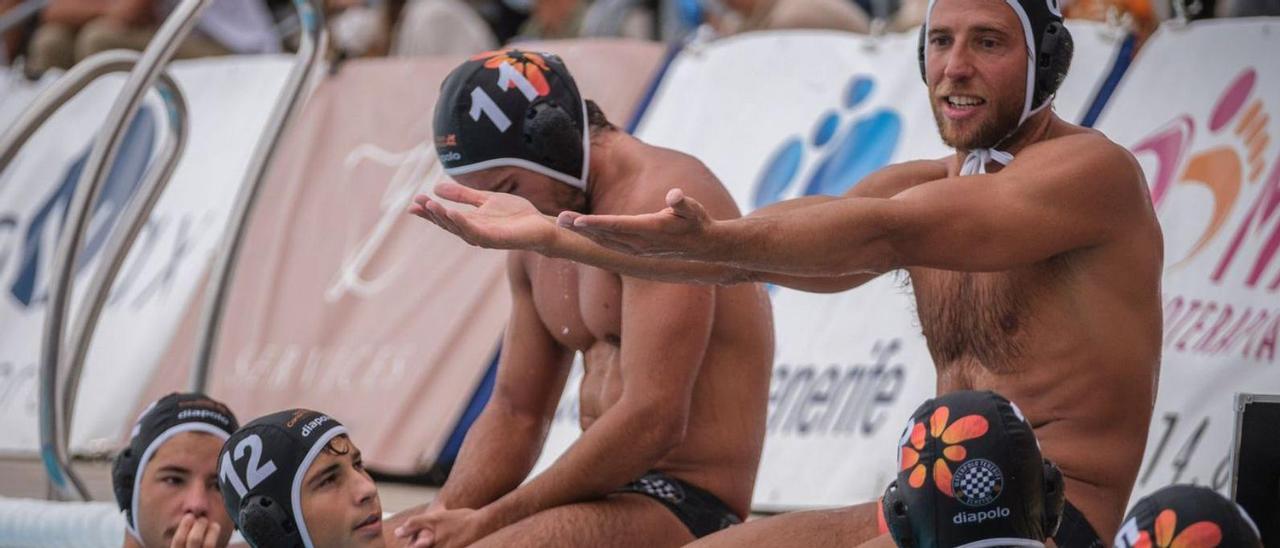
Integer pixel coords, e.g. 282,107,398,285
886,0,926,30
713,0,870,34
327,0,391,56
26,0,279,77
513,0,584,40
1,0,36,63
391,0,498,55
1219,0,1279,15
581,0,657,39
1064,0,1157,40
24,0,111,75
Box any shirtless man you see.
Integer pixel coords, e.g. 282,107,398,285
409,1,1164,544
394,50,775,547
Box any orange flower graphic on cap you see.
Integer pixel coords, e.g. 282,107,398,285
1133,509,1223,548
899,406,989,497
472,49,551,97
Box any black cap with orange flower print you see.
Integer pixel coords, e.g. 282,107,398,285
1113,484,1262,548
433,49,589,190
881,390,1064,548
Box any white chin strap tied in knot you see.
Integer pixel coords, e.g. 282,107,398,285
960,148,1015,175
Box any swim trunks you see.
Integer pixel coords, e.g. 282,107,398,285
1054,500,1104,548
617,470,742,538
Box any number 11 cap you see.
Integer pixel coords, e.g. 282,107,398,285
433,49,589,190
219,409,347,548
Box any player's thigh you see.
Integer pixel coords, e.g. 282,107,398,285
471,493,694,548
689,502,881,548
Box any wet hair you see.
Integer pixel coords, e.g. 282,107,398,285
321,435,352,457
585,99,615,133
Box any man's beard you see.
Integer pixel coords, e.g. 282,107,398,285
932,96,1024,150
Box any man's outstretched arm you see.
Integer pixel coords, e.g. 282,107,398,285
565,135,1140,276
413,184,879,292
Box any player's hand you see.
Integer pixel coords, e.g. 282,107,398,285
409,182,559,253
559,188,721,258
394,507,494,548
169,514,222,548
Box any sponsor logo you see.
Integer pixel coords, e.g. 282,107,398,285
300,415,331,437
176,408,231,425
1132,68,1278,291
753,75,903,209
899,405,990,497
952,506,1011,525
472,49,552,97
440,151,462,162
286,409,309,428
324,143,441,304
1113,509,1224,548
952,458,1004,506
3,107,157,308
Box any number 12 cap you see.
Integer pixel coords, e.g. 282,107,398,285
219,409,347,548
433,49,590,190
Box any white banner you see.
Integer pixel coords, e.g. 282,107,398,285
534,24,1126,509
0,56,292,454
1093,18,1280,505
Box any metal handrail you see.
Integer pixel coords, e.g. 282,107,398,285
37,0,212,501
0,51,187,503
190,0,328,392
60,62,190,451
0,50,182,172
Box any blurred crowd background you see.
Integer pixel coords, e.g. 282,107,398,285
1,0,1276,81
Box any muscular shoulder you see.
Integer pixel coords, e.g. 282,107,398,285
1016,130,1149,208
506,250,534,287
620,145,745,220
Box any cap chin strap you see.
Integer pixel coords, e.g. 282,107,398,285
958,99,1051,175
960,148,1015,176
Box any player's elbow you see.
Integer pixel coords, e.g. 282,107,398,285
824,232,900,278
635,404,689,455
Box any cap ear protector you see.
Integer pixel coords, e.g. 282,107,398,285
111,446,138,514
916,3,1073,111
239,494,302,548
1041,459,1065,538
883,480,920,548
524,99,583,178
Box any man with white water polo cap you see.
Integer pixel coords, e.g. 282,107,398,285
218,409,389,548
396,49,776,547
409,0,1164,541
112,393,239,548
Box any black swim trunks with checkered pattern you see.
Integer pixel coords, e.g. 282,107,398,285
617,471,742,538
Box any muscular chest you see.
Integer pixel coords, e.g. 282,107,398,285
909,263,1062,372
526,255,622,350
